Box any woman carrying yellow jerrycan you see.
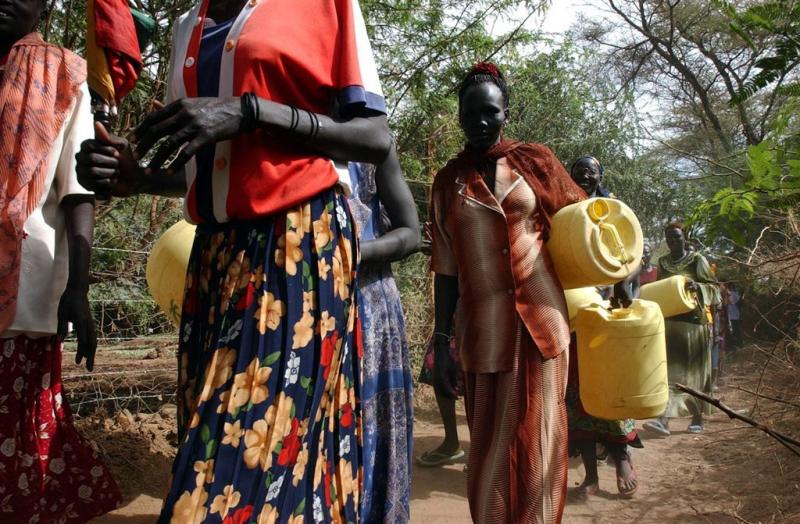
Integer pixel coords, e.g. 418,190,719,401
643,223,719,436
558,156,645,499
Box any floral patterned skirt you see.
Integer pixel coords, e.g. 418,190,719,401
159,189,361,524
0,335,122,523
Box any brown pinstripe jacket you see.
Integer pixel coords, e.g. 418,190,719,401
431,156,580,373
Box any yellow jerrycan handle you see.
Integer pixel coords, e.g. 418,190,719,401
587,200,635,271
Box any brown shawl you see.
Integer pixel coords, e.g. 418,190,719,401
0,33,87,332
447,139,587,236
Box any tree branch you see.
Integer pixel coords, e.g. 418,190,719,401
675,383,800,458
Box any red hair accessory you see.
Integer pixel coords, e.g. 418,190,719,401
470,62,502,79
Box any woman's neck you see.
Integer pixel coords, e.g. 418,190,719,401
207,0,247,22
670,249,687,261
0,35,23,59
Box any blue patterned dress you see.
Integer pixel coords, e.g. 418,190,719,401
348,163,413,523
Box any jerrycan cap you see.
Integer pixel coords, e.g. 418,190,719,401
587,199,610,223
611,307,634,319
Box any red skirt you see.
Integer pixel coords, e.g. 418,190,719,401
0,335,121,523
463,319,568,524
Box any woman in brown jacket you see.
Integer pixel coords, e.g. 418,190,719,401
430,63,584,523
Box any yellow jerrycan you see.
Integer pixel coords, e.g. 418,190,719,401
563,287,606,332
146,220,197,327
548,198,643,289
640,275,697,319
575,299,668,420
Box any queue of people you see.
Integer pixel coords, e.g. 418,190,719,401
1,1,738,523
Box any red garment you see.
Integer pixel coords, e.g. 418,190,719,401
168,0,386,224
639,265,658,285
92,0,142,102
0,335,122,522
0,33,86,332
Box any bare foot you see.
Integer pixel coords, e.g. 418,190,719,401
576,477,599,497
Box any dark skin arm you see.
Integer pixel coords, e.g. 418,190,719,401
76,101,391,196
359,147,420,264
433,273,459,399
131,97,392,174
57,195,97,371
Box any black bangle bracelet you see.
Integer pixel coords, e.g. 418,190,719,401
303,109,316,141
240,92,259,132
289,105,299,134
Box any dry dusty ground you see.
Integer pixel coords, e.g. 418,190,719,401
59,343,799,524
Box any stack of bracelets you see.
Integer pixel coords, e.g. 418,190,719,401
241,92,321,141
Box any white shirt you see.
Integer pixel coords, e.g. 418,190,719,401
1,82,94,338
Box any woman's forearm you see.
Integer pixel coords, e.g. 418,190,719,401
62,195,95,291
360,228,419,264
139,167,188,197
255,98,392,164
434,273,459,336
359,148,421,264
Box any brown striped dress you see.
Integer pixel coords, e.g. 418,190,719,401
431,142,583,523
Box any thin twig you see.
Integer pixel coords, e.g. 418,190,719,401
728,385,800,410
676,384,800,458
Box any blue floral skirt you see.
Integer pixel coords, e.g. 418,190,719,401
159,189,361,524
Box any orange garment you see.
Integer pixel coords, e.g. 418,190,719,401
0,33,86,332
430,141,584,372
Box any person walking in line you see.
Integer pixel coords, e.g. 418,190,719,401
430,62,584,523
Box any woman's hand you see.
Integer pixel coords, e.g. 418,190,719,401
610,280,633,309
433,338,459,400
132,97,244,173
57,284,97,372
76,122,142,197
685,280,699,293
420,221,433,256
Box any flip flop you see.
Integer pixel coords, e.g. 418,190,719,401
416,449,465,467
687,423,704,434
617,462,638,498
642,420,671,437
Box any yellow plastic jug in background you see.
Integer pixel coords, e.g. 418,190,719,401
548,198,643,289
575,299,667,420
563,287,606,332
639,275,697,319
146,220,197,327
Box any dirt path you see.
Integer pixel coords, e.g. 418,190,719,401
77,348,799,523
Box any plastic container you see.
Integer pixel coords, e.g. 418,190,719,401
563,287,606,332
548,198,643,289
146,220,197,327
575,299,668,420
639,275,697,318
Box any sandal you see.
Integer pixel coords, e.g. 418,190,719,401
616,459,638,498
416,449,465,467
687,423,704,434
642,419,670,437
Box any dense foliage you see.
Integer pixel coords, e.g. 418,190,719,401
39,0,799,345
